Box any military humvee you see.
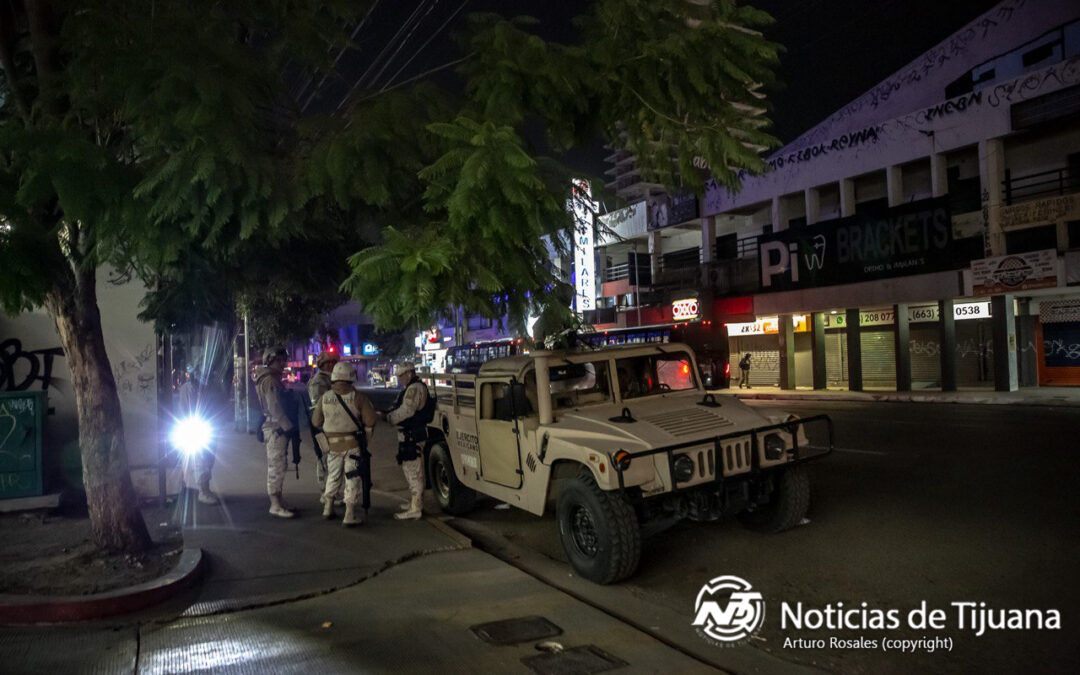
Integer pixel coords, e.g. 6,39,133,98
423,343,833,584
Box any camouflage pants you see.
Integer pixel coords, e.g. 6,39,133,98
265,428,289,496
323,450,360,506
401,457,424,501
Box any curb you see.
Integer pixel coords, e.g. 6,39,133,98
724,392,1080,407
0,548,204,624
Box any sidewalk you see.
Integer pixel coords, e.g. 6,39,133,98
716,384,1080,407
0,425,719,674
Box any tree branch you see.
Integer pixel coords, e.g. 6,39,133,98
0,1,30,121
25,0,63,117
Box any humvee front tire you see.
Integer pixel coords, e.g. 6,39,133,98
556,468,641,584
428,443,476,516
738,464,810,533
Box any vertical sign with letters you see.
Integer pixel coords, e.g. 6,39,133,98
570,179,597,314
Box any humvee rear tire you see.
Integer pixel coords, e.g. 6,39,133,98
738,464,810,533
428,443,476,516
556,468,641,584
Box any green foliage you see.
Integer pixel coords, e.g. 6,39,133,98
0,0,780,343
342,0,781,332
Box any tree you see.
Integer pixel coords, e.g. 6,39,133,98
342,1,780,330
0,0,364,551
0,0,778,552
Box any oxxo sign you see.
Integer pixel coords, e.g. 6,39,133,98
672,298,700,321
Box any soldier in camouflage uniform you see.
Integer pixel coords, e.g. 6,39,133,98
307,350,338,492
381,363,429,520
255,347,296,518
311,362,377,526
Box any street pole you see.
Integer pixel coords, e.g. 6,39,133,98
633,240,642,328
243,310,250,432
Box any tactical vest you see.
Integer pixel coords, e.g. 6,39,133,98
393,381,432,437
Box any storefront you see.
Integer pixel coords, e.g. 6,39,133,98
726,316,810,387
1037,298,1080,386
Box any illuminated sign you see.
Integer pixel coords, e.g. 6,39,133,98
570,179,597,314
672,298,700,321
343,343,352,356
826,302,993,327
727,316,810,335
362,342,379,356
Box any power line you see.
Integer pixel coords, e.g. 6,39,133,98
378,0,470,93
336,0,433,113
367,0,442,92
298,0,383,113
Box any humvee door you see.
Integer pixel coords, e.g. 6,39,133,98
475,378,532,488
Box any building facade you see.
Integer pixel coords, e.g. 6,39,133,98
587,0,1080,391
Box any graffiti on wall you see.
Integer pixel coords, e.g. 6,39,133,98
113,344,155,404
793,0,1025,148
0,339,65,392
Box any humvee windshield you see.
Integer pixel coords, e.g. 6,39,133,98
615,351,697,400
548,360,612,409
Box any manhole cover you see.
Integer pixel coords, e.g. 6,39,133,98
521,645,628,675
470,616,563,646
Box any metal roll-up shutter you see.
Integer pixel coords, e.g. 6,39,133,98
825,331,846,386
860,329,896,388
956,320,994,386
910,324,941,387
730,335,779,387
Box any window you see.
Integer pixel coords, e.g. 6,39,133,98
1067,220,1080,249
1005,224,1057,254
616,351,698,400
549,361,611,409
1022,42,1056,68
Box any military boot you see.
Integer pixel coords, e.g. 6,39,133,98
394,496,422,520
197,474,219,505
322,498,335,520
343,504,362,527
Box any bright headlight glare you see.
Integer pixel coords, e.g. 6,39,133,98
172,416,212,455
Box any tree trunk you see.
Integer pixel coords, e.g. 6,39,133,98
44,261,152,553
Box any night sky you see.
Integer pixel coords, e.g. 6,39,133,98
312,0,1006,175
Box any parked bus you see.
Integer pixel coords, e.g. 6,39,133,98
445,338,528,374
577,322,731,388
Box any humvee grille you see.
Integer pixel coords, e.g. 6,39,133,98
640,408,733,438
721,438,753,476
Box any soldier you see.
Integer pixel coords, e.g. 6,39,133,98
380,363,430,520
254,346,297,518
307,351,338,490
311,362,377,526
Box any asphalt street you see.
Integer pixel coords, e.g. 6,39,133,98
453,400,1080,674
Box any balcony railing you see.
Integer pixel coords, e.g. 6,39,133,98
1003,167,1079,205
602,264,630,282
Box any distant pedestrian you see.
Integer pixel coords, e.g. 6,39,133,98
738,352,753,389
255,346,297,518
311,362,377,526
177,368,219,505
380,363,431,520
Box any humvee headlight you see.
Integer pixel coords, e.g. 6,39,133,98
613,450,632,472
673,454,695,483
763,433,787,460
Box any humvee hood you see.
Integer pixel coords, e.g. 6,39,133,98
551,395,774,453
